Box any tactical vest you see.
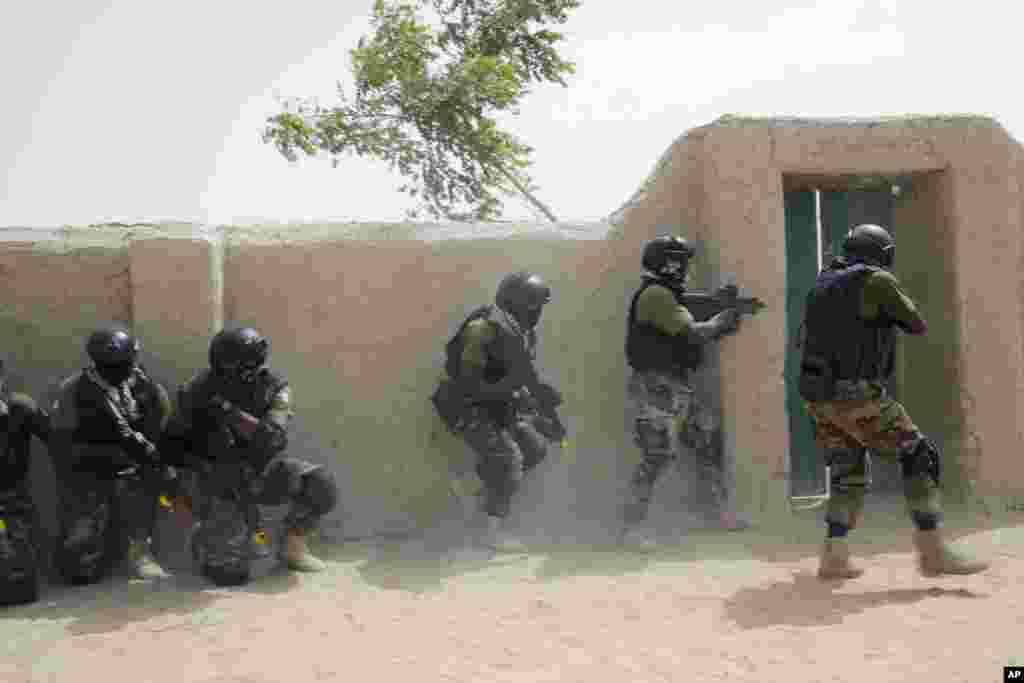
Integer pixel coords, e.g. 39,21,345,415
70,368,162,444
625,279,704,376
444,305,536,385
189,367,289,436
0,396,36,488
799,263,897,395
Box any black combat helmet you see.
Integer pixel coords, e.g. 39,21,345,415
641,236,696,282
495,272,552,329
209,327,269,383
843,224,895,269
86,327,140,385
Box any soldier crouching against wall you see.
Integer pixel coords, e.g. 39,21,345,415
51,328,178,583
164,327,338,586
433,272,562,554
0,360,52,605
799,224,988,580
619,236,748,551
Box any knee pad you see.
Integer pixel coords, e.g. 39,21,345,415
0,571,39,606
57,544,109,586
634,418,671,452
202,562,251,587
899,436,940,484
299,469,339,517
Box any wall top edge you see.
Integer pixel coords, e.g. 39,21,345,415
0,221,615,248
704,113,1003,129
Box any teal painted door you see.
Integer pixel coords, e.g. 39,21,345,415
819,191,849,265
783,191,821,494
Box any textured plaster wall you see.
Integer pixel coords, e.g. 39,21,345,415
892,171,964,485
219,225,642,541
0,235,136,550
615,114,1024,517
4,114,1024,556
1,222,654,549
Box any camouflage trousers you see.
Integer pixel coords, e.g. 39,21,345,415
57,446,162,578
623,371,726,526
461,401,549,519
804,381,941,530
0,486,40,600
194,456,338,573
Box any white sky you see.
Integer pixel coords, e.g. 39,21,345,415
1,0,1021,227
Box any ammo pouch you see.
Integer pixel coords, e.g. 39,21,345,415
431,379,470,434
797,355,835,402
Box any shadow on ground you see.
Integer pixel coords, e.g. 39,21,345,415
5,495,1017,629
4,557,316,636
723,570,985,630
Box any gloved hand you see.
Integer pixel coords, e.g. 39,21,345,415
714,308,740,335
126,431,162,466
715,283,739,299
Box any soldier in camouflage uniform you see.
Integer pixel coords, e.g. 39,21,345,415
798,224,988,580
436,272,561,553
51,328,177,583
620,236,746,550
165,327,338,586
0,360,51,605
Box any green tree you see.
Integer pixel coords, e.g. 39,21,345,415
262,0,579,223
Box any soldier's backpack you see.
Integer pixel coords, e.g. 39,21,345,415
431,305,494,433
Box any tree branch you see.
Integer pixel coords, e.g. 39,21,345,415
495,163,558,222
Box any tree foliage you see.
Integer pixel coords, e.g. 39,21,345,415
262,0,580,222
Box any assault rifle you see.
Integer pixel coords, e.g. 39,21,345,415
679,284,766,322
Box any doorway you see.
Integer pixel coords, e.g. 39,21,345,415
783,178,904,497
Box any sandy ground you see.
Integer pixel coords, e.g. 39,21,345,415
2,499,1022,683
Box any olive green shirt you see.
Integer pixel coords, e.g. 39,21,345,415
636,270,923,336
459,318,497,373
635,284,695,336
859,269,924,329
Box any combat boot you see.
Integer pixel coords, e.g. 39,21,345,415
618,525,659,552
126,539,169,580
913,529,989,577
481,516,527,554
282,528,327,572
817,538,864,580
